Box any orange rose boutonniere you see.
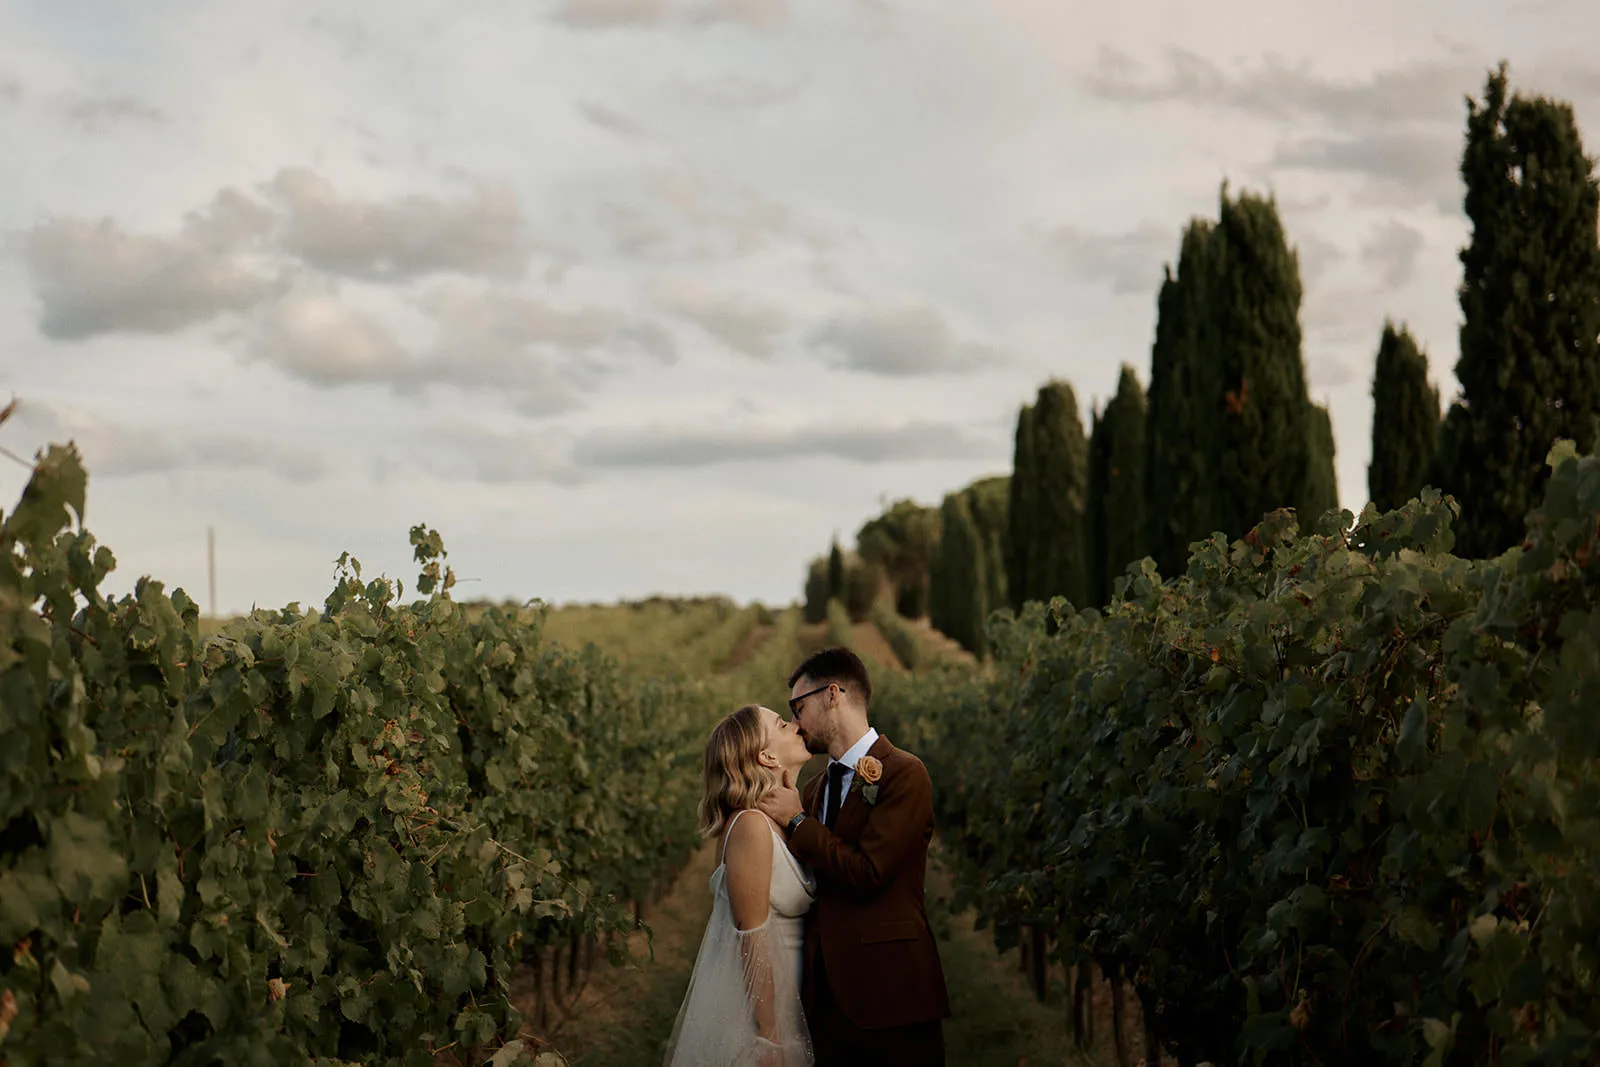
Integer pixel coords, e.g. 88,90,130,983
854,755,883,805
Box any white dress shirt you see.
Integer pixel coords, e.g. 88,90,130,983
825,726,880,816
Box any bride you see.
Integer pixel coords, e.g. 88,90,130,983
663,705,816,1067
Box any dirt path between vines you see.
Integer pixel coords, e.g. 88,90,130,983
530,841,1146,1067
795,619,905,673
714,621,774,674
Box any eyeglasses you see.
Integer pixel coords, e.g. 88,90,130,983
787,683,841,717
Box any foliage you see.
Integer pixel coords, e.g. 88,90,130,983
1146,220,1222,579
963,476,1010,613
929,490,988,658
827,540,845,605
1210,186,1314,543
802,558,830,625
1369,321,1441,512
1299,402,1340,528
540,596,754,674
856,500,941,621
825,598,853,650
1443,62,1600,557
877,443,1600,1066
0,445,709,1066
871,604,923,672
1013,380,1090,609
1088,366,1148,607
1005,403,1038,613
840,556,884,624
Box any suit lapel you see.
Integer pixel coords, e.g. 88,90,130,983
833,735,895,840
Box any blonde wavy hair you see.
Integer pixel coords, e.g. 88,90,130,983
699,704,777,839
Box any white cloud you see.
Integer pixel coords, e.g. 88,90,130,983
266,167,534,281
653,278,788,357
1272,132,1461,213
1362,220,1426,289
809,300,998,376
26,189,277,339
246,279,415,387
8,398,326,483
572,417,1000,468
1044,220,1173,296
240,280,676,413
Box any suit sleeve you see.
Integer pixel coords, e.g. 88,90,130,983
802,771,824,818
787,757,932,898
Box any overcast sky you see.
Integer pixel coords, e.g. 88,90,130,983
1,0,1597,612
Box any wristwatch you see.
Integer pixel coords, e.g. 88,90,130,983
785,812,808,836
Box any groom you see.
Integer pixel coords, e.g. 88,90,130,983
757,647,950,1066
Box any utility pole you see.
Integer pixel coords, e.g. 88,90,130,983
207,526,216,618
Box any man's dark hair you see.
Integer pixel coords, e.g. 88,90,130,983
789,646,872,707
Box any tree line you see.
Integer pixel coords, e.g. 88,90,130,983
803,62,1600,656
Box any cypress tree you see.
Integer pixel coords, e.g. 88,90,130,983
932,490,987,657
1005,403,1037,611
965,475,1010,613
926,539,950,640
1209,187,1313,540
841,556,883,622
802,557,829,624
930,476,1007,646
857,500,941,619
1299,403,1339,529
1087,405,1109,607
1368,321,1440,512
1425,402,1469,507
1443,63,1600,556
1091,366,1148,604
826,538,845,602
1028,379,1090,608
1145,221,1221,578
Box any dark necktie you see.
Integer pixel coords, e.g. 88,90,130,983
824,762,849,828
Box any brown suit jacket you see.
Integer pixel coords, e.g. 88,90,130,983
789,734,951,1030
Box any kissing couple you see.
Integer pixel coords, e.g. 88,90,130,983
662,647,951,1067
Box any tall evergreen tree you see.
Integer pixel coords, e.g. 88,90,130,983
1209,187,1313,540
826,538,845,602
1299,403,1339,528
1005,403,1038,611
1368,321,1441,512
931,490,987,657
1087,405,1109,606
802,557,829,624
1441,63,1600,556
1425,402,1469,512
1028,379,1090,608
1145,221,1221,578
965,475,1010,613
1089,366,1148,605
857,500,941,619
929,475,1008,652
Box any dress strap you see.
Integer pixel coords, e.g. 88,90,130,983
720,809,755,865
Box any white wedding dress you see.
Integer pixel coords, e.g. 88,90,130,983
663,810,817,1066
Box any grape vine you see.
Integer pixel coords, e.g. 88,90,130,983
876,442,1600,1065
0,444,711,1065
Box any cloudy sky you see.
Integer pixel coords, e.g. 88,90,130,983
1,0,1597,612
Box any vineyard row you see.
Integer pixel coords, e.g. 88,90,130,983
0,445,736,1066
875,442,1600,1066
